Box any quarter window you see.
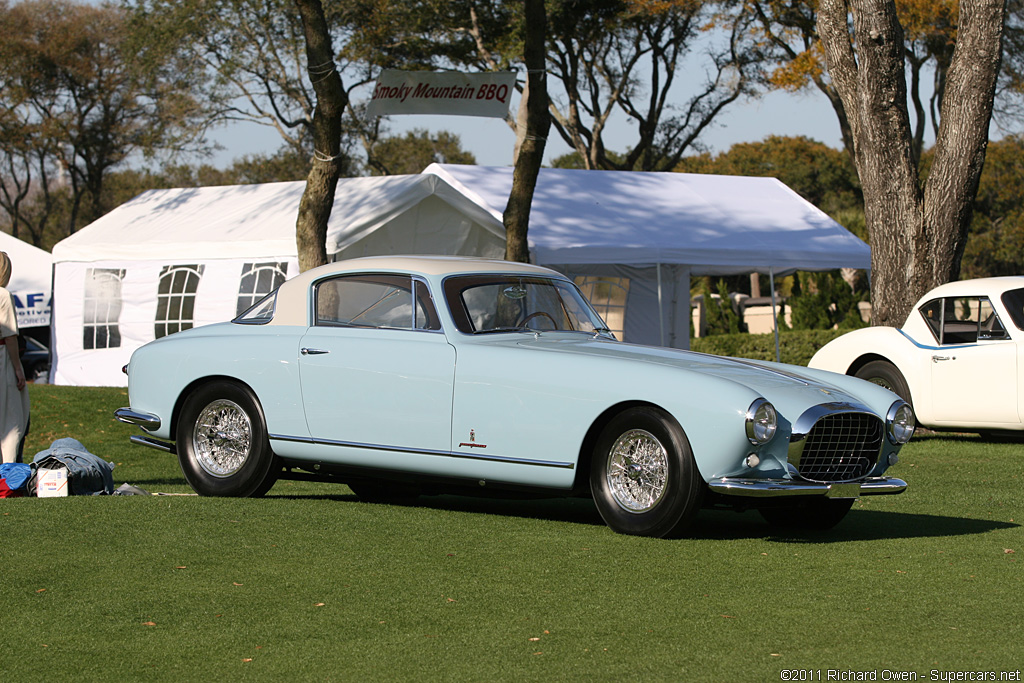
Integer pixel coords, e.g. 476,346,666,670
315,274,440,331
156,264,205,339
237,262,288,317
575,276,629,340
83,268,126,350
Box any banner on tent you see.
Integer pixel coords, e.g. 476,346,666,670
366,69,515,119
13,292,50,328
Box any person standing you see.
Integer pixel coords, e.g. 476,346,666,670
0,251,30,463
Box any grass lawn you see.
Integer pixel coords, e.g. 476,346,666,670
2,384,1021,682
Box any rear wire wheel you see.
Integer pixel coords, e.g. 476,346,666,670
590,407,704,538
176,380,279,497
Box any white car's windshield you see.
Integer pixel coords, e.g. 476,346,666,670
444,274,614,337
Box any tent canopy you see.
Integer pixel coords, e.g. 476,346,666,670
422,163,870,274
52,175,505,263
0,231,52,328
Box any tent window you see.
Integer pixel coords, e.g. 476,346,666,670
156,264,205,339
574,277,629,340
83,268,126,350
237,262,288,317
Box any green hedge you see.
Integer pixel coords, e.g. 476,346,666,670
690,329,845,366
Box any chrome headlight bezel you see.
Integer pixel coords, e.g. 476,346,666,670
745,398,778,446
886,400,915,445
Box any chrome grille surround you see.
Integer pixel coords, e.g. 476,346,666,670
788,402,884,483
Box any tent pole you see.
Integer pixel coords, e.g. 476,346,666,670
770,267,780,362
656,263,665,347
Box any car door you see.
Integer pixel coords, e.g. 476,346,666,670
297,274,456,458
926,296,1019,425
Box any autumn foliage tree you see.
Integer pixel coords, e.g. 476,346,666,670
0,0,207,244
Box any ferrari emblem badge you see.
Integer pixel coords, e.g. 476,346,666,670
459,429,487,449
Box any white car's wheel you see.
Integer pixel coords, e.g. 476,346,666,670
855,360,912,406
590,407,704,538
176,381,278,497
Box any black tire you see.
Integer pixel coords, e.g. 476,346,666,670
175,380,278,497
854,360,912,406
759,498,855,531
589,407,704,538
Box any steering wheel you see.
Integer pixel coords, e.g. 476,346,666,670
517,311,557,330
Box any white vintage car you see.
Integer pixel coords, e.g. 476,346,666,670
116,256,913,537
809,276,1024,435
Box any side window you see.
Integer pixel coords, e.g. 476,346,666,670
83,268,126,350
920,296,1007,345
156,264,205,339
978,298,1008,340
237,262,288,317
315,275,440,330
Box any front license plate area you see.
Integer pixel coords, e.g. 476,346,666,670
826,483,861,499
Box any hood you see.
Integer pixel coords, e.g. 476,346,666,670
509,333,896,416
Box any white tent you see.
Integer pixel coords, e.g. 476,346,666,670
51,166,869,386
421,164,870,349
50,175,504,386
0,232,52,330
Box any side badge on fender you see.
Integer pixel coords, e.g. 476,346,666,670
459,429,487,449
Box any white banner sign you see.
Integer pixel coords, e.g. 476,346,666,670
366,70,516,119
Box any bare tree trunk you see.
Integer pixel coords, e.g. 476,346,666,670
504,0,550,263
294,0,348,272
818,0,1004,326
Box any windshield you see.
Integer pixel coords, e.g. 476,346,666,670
444,274,614,337
1001,287,1024,331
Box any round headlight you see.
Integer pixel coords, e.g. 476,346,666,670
886,401,915,444
745,399,777,445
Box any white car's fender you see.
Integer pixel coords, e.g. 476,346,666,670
808,326,931,414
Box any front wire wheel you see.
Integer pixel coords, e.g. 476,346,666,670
591,407,704,538
606,429,669,513
176,381,279,497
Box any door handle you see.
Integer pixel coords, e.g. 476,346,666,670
301,348,329,355
931,355,954,362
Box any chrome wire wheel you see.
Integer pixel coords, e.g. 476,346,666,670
866,376,894,391
606,428,669,513
192,399,253,478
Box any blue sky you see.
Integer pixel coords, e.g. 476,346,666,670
207,86,850,169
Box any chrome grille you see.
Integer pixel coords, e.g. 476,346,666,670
796,412,882,483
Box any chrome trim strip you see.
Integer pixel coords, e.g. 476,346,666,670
269,433,575,469
129,434,177,454
115,408,161,431
708,476,907,498
897,328,975,351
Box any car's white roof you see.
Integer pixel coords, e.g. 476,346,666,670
267,256,566,327
918,276,1024,301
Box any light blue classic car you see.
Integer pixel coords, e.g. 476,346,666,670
116,256,913,537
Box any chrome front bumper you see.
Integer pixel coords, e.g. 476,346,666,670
708,476,907,499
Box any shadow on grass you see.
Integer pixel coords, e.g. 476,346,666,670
263,490,1018,542
693,508,1019,543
